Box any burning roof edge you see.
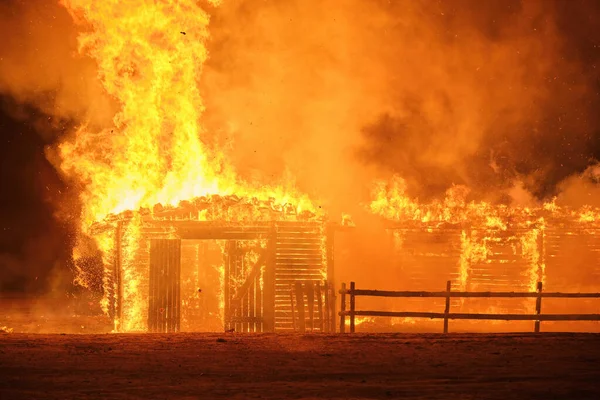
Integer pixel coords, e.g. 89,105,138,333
380,205,600,230
88,194,354,236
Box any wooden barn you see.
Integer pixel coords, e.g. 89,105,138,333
91,196,346,333
383,210,600,314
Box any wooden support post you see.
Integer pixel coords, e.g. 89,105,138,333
316,283,324,332
340,283,346,333
444,280,451,334
306,281,315,332
350,281,356,333
290,285,296,332
295,282,306,333
535,282,543,333
263,226,276,332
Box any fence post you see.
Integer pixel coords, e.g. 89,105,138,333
340,283,346,333
535,282,543,333
350,282,356,333
444,280,451,334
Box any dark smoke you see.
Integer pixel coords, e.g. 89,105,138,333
358,0,600,201
0,96,76,293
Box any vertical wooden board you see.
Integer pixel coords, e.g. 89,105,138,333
444,280,451,334
340,282,346,333
349,282,356,333
243,253,249,333
323,282,330,332
316,284,323,332
166,240,172,333
306,282,315,331
256,272,263,332
263,229,276,332
535,282,543,333
148,239,156,333
249,280,255,333
289,285,296,331
159,240,166,332
168,239,174,332
224,241,231,331
326,227,335,333
295,282,306,333
175,240,181,332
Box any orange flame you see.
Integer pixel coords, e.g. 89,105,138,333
58,0,318,233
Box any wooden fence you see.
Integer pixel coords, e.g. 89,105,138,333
339,281,600,333
289,281,334,332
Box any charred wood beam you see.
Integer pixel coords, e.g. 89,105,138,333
232,252,266,305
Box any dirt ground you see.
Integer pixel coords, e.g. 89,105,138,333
0,333,598,400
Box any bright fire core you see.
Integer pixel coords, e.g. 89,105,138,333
57,0,319,331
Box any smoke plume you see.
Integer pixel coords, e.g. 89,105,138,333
202,0,600,208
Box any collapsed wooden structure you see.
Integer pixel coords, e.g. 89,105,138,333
92,196,344,333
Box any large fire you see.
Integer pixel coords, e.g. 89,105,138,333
54,0,322,331
17,0,594,334
58,0,316,229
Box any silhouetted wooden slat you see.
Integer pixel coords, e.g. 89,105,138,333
340,283,346,333
326,226,335,333
167,240,173,332
160,240,166,332
295,282,306,333
290,285,296,332
256,272,263,332
323,282,329,332
148,237,156,332
316,284,324,332
263,229,276,332
443,280,451,334
535,282,543,333
349,282,356,333
306,282,315,331
223,241,231,331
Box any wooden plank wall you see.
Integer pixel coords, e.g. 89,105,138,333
274,222,326,331
148,239,181,333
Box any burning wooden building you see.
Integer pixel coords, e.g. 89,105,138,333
90,196,346,333
365,178,600,327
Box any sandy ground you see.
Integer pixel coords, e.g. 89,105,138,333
0,333,599,400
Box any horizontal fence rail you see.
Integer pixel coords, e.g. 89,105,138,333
339,281,600,333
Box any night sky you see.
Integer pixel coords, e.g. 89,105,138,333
1,0,600,293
